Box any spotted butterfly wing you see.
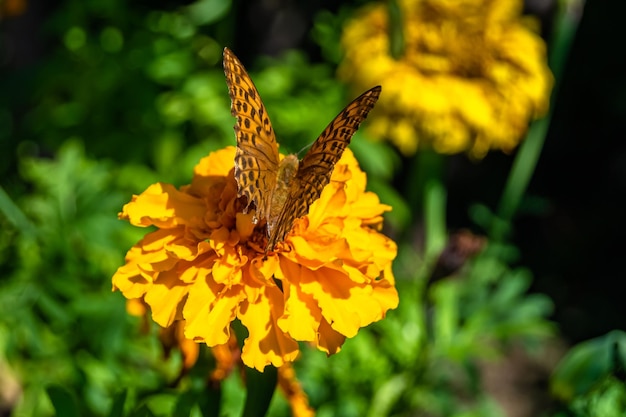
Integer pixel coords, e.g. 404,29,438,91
223,47,280,225
265,86,382,251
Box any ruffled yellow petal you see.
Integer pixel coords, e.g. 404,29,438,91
144,269,190,327
300,266,380,337
278,285,321,342
317,319,346,356
120,183,207,229
112,230,180,296
184,279,238,346
238,286,300,371
193,147,237,177
125,298,148,316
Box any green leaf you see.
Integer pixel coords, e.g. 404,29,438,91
46,385,80,417
552,331,626,400
196,384,222,417
367,374,408,417
129,404,156,417
108,390,128,417
173,390,197,417
185,0,231,25
241,366,278,417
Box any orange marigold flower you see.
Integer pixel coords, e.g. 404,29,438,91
112,147,398,371
339,0,553,158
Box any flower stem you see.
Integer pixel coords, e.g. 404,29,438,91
491,117,549,242
388,0,405,59
424,175,447,260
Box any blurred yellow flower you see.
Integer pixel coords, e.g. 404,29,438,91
340,0,553,157
112,147,398,371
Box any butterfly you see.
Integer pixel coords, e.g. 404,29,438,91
223,47,381,252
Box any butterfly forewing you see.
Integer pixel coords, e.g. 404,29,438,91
265,86,382,251
223,47,280,223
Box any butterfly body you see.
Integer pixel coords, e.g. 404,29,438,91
223,47,381,252
267,154,299,239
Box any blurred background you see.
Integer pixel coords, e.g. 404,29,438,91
2,0,626,416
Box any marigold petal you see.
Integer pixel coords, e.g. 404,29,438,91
185,281,241,346
125,298,147,316
277,261,322,341
317,318,346,355
236,212,256,242
300,265,398,338
298,266,360,337
336,150,367,191
211,247,245,287
112,228,188,297
139,227,183,253
342,227,397,270
278,288,320,342
287,234,346,267
120,182,207,229
193,147,237,177
250,255,279,284
112,262,150,299
306,182,347,230
238,286,299,371
178,258,212,284
141,269,190,327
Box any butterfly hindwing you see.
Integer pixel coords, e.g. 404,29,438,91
223,47,280,223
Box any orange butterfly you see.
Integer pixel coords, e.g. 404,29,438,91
223,47,381,252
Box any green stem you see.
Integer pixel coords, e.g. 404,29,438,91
404,150,447,266
491,117,549,241
388,0,405,59
424,176,447,260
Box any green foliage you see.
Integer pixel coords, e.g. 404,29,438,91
0,141,171,417
567,379,626,417
46,385,80,417
551,331,626,416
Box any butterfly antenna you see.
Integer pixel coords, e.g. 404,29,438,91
296,142,313,158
